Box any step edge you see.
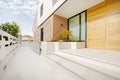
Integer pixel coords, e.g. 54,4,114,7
60,51,120,67
51,53,120,80
47,56,86,80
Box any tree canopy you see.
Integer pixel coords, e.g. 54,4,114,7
0,22,19,38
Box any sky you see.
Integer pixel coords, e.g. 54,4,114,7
0,0,39,36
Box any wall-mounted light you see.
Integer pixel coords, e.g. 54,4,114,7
60,24,63,26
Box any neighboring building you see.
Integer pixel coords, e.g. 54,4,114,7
21,35,33,41
33,0,120,51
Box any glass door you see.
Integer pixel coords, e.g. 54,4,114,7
69,15,80,41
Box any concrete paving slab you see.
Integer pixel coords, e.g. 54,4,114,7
1,46,81,80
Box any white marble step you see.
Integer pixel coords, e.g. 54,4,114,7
48,51,120,80
61,49,120,67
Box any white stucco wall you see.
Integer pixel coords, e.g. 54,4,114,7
36,0,66,27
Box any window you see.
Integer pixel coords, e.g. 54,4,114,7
40,4,43,17
52,0,58,6
0,35,2,40
69,11,86,42
69,15,80,40
80,12,86,41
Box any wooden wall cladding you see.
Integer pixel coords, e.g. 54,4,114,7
87,0,120,51
106,0,120,51
87,2,106,49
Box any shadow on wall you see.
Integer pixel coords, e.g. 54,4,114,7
21,41,41,55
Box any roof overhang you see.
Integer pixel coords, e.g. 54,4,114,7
55,0,104,18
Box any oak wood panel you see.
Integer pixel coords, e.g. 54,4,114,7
87,2,106,49
87,39,106,49
106,0,120,51
87,0,120,51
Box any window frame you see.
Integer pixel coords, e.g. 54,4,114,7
68,11,87,42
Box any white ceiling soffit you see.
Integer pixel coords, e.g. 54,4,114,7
55,0,104,18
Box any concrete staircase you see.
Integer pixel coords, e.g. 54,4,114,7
48,49,120,80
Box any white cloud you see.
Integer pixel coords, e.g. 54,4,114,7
12,11,21,14
0,0,39,18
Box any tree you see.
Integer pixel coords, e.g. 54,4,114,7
0,22,19,38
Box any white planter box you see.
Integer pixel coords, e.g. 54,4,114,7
40,42,85,55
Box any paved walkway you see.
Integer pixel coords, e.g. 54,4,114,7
1,46,80,80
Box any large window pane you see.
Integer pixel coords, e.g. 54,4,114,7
68,11,86,42
81,12,86,41
69,15,80,40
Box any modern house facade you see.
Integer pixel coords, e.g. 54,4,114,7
33,0,120,51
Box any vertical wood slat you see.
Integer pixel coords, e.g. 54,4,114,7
87,2,106,49
87,0,120,51
106,0,120,51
